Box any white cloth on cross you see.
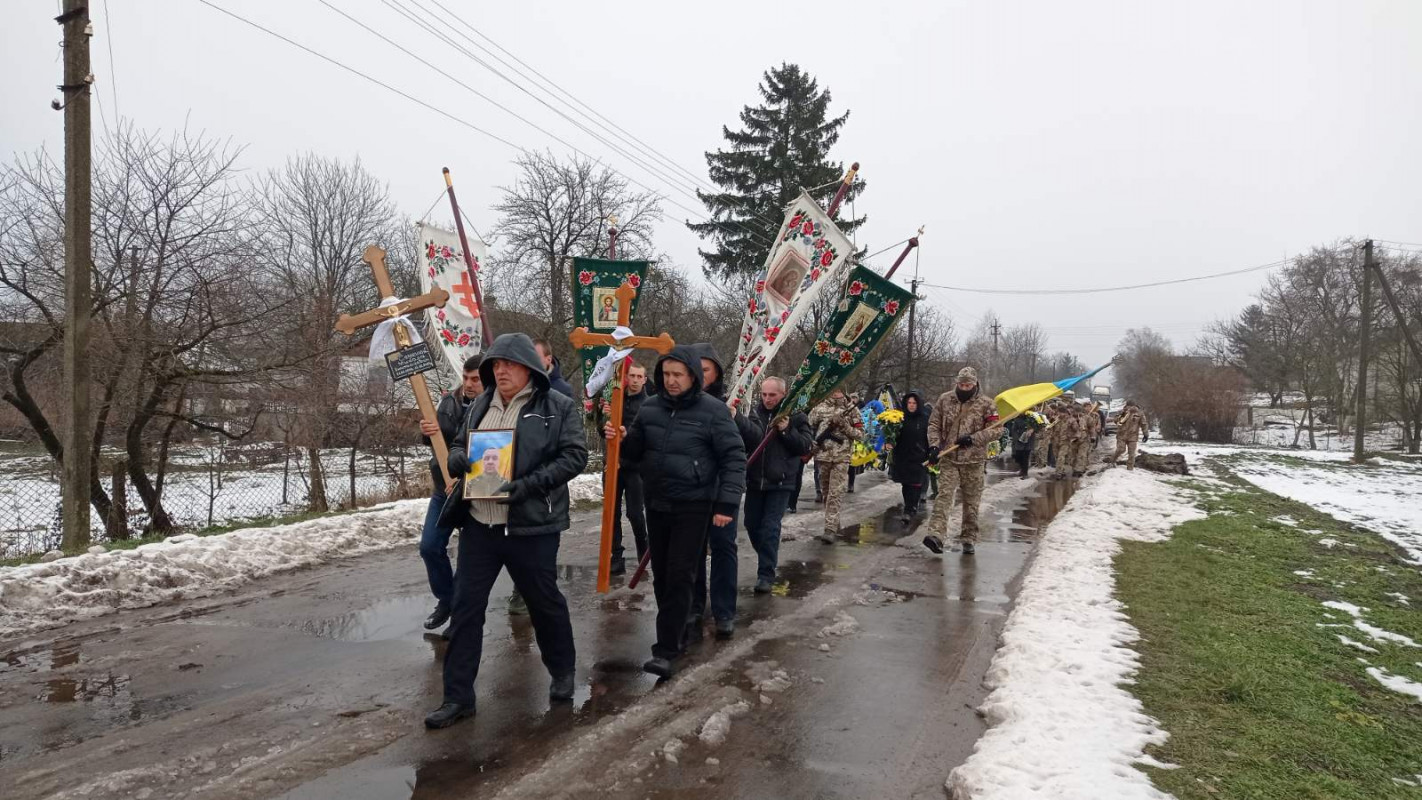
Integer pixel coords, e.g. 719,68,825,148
368,296,424,362
584,326,636,397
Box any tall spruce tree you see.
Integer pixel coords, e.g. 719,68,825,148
690,63,865,281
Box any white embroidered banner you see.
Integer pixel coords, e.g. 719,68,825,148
725,191,855,410
416,222,487,386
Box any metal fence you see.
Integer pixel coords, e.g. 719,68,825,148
0,440,432,560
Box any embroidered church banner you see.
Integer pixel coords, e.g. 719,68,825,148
572,257,650,396
416,222,487,386
725,191,855,411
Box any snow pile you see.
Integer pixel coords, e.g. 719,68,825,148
816,610,860,638
1322,601,1421,649
698,700,751,746
1366,667,1422,702
0,500,424,639
1229,455,1422,566
947,468,1203,800
568,473,603,505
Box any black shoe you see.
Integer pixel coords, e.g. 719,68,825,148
423,602,451,630
683,616,705,644
787,507,797,514
754,578,773,594
550,672,575,702
715,618,734,639
1073,471,1085,478
609,557,626,576
847,486,855,494
962,542,976,555
922,535,944,554
815,493,825,504
643,657,674,678
424,701,475,729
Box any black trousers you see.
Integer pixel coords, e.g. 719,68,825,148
442,522,575,706
613,470,648,562
900,483,924,513
646,507,711,660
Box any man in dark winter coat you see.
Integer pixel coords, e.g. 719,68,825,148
424,333,589,730
604,362,651,573
888,390,931,521
608,346,747,678
687,343,761,639
533,338,575,398
417,356,483,632
745,376,813,593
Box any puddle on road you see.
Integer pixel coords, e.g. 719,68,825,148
1,640,83,675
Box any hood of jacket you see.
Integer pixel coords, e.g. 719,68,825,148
688,342,727,400
902,390,926,417
654,345,704,404
478,333,550,394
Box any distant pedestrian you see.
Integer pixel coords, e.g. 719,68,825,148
1111,400,1149,469
610,346,746,678
889,390,931,521
809,389,863,544
924,367,999,556
425,334,588,730
745,377,812,593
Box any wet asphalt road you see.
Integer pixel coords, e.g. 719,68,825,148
0,463,1081,799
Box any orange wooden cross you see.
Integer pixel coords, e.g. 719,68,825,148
568,282,674,593
335,245,454,488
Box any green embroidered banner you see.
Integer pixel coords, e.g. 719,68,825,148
780,265,917,418
571,257,650,396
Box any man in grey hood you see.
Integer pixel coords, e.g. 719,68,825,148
425,333,589,729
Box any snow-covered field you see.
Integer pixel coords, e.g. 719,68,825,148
0,499,426,640
1229,454,1422,567
947,468,1203,799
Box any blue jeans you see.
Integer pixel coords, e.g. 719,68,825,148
744,488,792,583
420,489,458,605
692,508,738,623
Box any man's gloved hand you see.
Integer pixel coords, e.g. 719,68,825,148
448,449,470,476
1142,433,1149,443
955,435,974,448
927,446,941,463
494,480,529,505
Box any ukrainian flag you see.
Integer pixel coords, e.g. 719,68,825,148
993,361,1113,420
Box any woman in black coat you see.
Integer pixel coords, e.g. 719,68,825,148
889,391,931,519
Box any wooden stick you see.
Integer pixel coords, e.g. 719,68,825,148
443,167,493,348
826,162,859,218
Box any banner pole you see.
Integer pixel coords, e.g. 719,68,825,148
443,167,494,348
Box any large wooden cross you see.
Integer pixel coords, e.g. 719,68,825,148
335,245,454,488
568,282,674,593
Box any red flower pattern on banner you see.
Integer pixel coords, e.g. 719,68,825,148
814,339,832,355
801,221,814,236
755,279,765,293
457,333,471,346
441,330,456,342
578,270,594,286
748,298,757,313
849,280,865,296
426,243,436,259
820,250,834,267
810,268,821,281
883,300,900,316
765,325,781,342
780,310,790,322
838,349,856,365
440,246,453,259
628,274,641,288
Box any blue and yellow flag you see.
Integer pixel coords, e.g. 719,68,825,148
993,362,1113,420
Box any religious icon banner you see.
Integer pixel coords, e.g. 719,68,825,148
725,191,855,411
571,256,650,393
778,265,916,420
416,222,487,385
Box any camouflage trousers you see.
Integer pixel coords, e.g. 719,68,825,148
1055,440,1080,478
1074,437,1096,473
928,462,986,543
1031,435,1048,468
1112,437,1139,469
818,459,849,535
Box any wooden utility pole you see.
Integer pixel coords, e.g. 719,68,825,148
1353,239,1374,462
59,0,94,551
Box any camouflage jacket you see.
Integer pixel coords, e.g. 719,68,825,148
1116,407,1147,441
1054,407,1086,443
809,397,863,463
1085,406,1102,438
928,389,1000,464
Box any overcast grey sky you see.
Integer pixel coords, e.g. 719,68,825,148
4,0,1420,376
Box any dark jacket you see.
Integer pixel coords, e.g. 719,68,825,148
448,333,589,536
690,342,761,448
889,391,931,486
546,356,574,398
1006,414,1045,455
423,390,471,490
747,401,812,491
619,388,649,475
621,346,747,516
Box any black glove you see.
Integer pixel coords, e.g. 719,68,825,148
448,448,470,476
494,480,529,505
1142,433,1149,443
955,435,974,448
927,446,941,463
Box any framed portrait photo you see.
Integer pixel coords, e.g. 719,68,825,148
462,428,517,501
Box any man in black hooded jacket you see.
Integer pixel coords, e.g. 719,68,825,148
424,333,589,729
745,376,812,593
608,346,747,677
688,343,761,640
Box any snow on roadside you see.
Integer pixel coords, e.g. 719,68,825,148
568,473,603,504
0,500,424,640
1229,455,1422,566
947,468,1203,800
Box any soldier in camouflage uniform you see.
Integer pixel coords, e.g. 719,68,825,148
1112,400,1149,469
924,367,1000,556
809,389,863,544
1053,402,1084,480
1032,403,1051,468
1077,403,1102,473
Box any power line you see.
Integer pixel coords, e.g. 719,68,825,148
102,0,118,122
918,259,1285,296
199,1,775,252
